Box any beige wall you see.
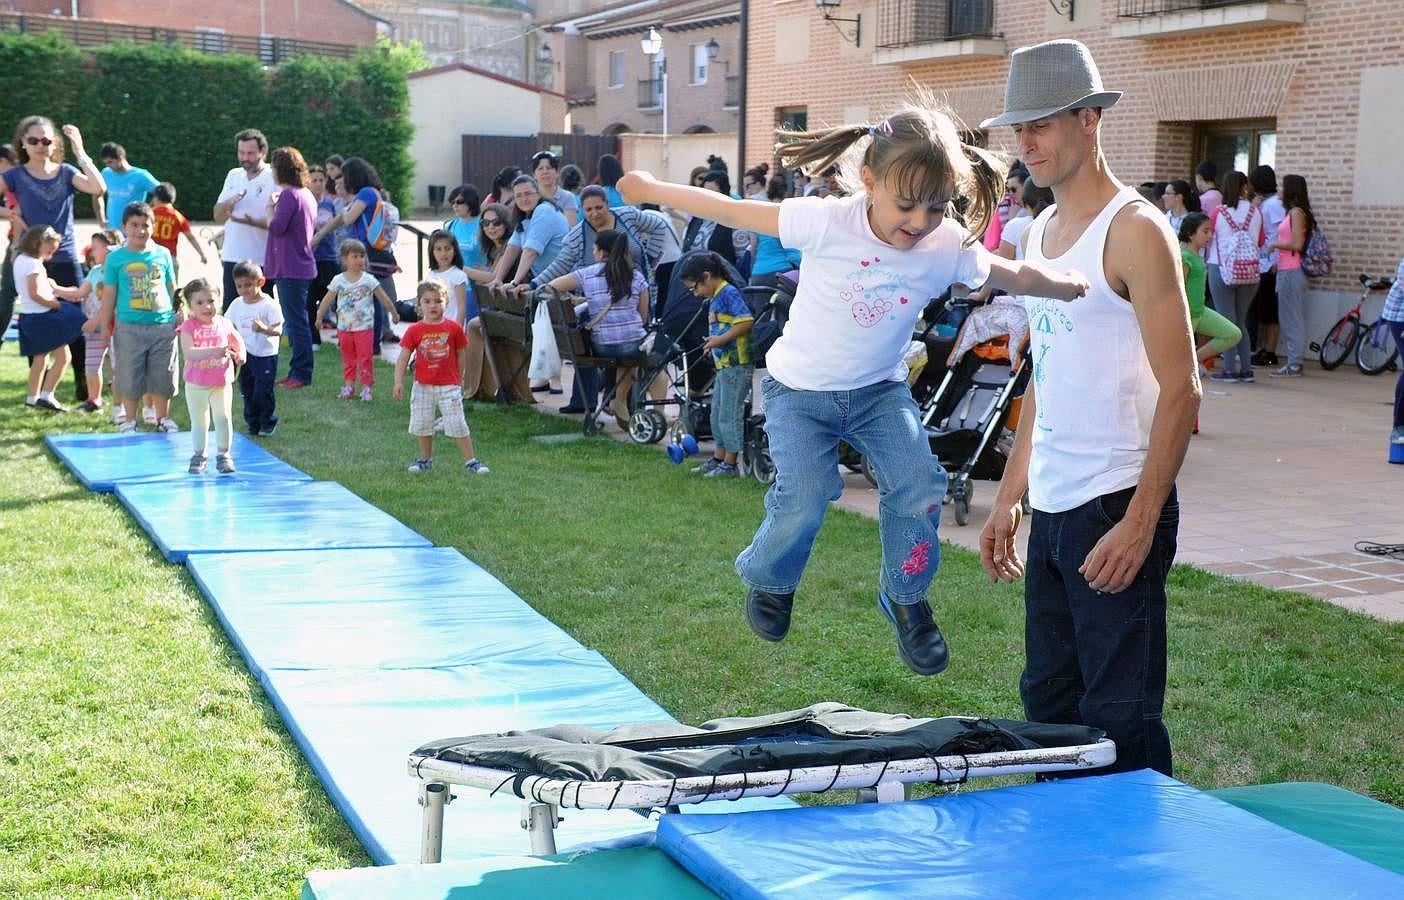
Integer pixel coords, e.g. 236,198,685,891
620,133,739,186
408,70,556,209
569,26,741,136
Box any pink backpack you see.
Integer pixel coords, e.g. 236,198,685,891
1216,206,1261,286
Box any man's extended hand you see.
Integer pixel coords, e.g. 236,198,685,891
979,501,1025,583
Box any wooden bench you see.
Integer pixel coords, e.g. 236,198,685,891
469,282,534,404
539,290,649,435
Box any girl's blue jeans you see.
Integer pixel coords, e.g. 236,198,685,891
711,364,753,453
736,376,946,604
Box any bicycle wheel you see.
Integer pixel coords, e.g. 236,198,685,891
1355,319,1400,375
1318,314,1359,370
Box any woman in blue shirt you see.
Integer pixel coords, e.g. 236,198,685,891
496,175,569,288
443,184,483,269
748,174,801,288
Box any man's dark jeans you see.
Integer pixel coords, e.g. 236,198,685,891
1021,485,1178,777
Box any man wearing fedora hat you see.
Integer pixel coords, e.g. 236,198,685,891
977,40,1201,777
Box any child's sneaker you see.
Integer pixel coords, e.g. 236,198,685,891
705,462,739,478
360,386,373,402
408,458,433,473
216,453,236,475
188,453,207,475
112,406,127,425
258,421,278,437
79,399,102,413
338,385,355,399
692,457,723,475
143,405,158,425
158,417,180,433
118,419,137,434
464,458,490,475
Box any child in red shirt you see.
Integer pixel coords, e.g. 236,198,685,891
151,182,209,275
394,280,489,474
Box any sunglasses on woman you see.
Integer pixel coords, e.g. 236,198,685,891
25,137,53,147
481,218,505,227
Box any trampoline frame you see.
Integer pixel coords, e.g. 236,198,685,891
408,736,1116,860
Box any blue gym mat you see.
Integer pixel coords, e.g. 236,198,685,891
46,431,311,492
185,548,588,671
185,547,686,865
657,769,1404,899
114,480,431,562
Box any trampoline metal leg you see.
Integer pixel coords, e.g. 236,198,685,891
523,800,559,855
859,780,910,804
420,781,451,863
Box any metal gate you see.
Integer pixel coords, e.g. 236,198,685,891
460,133,620,194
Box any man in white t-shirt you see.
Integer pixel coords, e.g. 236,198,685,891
977,40,1200,778
213,128,276,311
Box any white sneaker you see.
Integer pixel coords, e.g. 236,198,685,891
157,417,180,433
112,407,127,425
142,405,158,425
118,419,137,434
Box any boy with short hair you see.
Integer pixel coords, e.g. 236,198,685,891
224,260,283,436
84,201,179,432
393,280,488,474
98,143,159,232
151,182,209,275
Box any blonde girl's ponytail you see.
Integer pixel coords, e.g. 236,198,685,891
774,123,872,184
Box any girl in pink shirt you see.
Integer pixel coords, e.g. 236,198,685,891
176,278,245,474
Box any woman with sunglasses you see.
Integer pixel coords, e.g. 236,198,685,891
4,116,106,402
463,201,531,402
531,151,579,228
441,184,483,268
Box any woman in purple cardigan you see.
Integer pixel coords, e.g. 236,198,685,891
265,146,317,387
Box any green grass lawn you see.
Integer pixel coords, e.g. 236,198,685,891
1,345,1400,896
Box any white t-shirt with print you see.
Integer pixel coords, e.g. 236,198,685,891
217,165,277,264
328,271,382,332
226,294,285,357
769,192,991,390
429,266,469,325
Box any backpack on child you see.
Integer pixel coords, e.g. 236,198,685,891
1215,206,1262,286
1301,223,1333,277
364,193,394,252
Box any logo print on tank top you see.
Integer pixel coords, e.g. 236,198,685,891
1027,297,1074,432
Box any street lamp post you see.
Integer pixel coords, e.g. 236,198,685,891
641,26,668,167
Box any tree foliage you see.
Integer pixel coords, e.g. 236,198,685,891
0,31,422,218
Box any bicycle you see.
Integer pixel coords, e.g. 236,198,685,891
1313,273,1394,371
1356,305,1400,375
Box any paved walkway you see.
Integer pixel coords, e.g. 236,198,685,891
529,357,1404,622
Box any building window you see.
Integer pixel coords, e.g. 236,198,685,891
427,24,438,47
778,106,807,132
691,44,708,85
1197,119,1276,179
609,50,624,87
443,25,456,49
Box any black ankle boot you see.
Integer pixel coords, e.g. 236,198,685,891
878,594,949,675
746,588,795,642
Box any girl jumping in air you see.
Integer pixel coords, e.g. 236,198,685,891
619,101,1088,676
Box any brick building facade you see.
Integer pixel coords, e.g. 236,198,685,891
356,0,531,80
546,0,741,137
4,0,386,47
743,0,1404,304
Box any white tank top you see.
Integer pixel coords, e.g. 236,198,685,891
1022,186,1160,514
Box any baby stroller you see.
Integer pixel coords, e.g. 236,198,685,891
624,252,746,451
741,273,931,486
919,301,1030,525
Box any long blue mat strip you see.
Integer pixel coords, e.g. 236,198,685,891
47,432,789,869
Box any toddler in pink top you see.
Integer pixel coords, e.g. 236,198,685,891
176,278,246,474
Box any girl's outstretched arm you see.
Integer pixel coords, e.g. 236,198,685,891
984,257,1089,302
618,172,781,237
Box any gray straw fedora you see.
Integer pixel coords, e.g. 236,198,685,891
980,39,1121,128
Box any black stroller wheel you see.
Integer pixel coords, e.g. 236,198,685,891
745,426,776,485
859,454,878,488
952,480,973,526
629,409,668,444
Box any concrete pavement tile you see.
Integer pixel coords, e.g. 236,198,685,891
1297,583,1367,599
1328,595,1404,622
1333,577,1404,593
1204,562,1272,576
1250,572,1318,589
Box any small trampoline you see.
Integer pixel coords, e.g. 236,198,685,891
409,702,1114,859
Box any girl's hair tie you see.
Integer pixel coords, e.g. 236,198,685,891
868,119,894,139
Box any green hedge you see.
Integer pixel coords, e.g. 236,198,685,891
0,30,422,221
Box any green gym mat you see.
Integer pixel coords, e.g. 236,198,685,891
1210,782,1404,876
